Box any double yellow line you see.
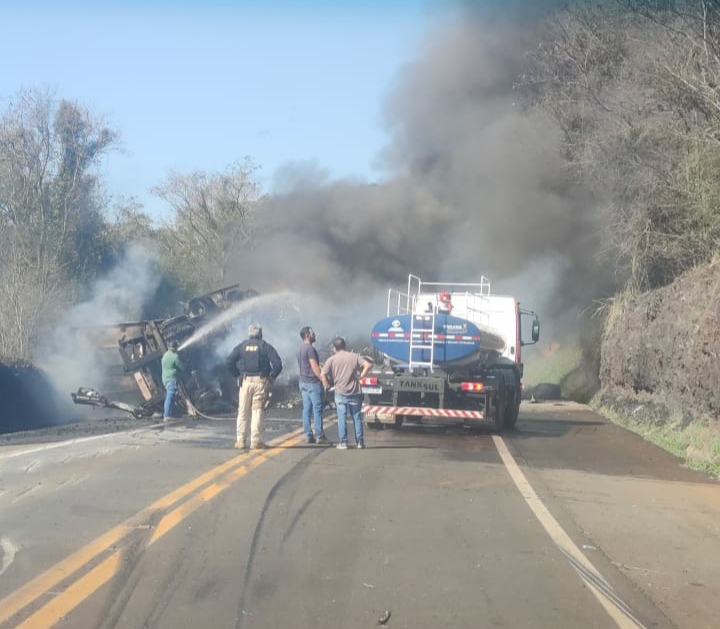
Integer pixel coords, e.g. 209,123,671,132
0,428,308,629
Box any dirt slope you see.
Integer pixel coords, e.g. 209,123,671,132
601,259,720,422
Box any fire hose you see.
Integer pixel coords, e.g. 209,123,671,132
72,385,336,423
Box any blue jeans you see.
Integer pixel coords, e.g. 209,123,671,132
163,379,177,418
300,381,324,438
335,393,363,444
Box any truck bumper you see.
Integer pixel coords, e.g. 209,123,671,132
363,405,485,422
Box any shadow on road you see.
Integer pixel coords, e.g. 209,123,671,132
511,418,606,439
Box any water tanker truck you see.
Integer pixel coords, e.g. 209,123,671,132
362,274,540,432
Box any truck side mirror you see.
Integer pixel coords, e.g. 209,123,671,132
519,308,540,346
532,318,540,343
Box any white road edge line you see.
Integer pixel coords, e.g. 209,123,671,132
0,430,141,461
0,416,324,462
0,537,17,576
492,435,648,629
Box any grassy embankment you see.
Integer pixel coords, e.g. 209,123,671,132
522,342,595,403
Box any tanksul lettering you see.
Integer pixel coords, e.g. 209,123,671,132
398,379,442,392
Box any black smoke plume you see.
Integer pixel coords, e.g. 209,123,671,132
231,6,610,347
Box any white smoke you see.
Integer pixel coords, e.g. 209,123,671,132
202,289,387,385
39,243,162,417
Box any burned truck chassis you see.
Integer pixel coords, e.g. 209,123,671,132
72,285,257,418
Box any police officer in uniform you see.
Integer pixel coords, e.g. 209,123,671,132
225,323,283,450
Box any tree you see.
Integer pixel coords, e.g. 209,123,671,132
152,159,261,292
106,198,156,250
623,1,720,136
523,1,720,293
0,88,118,358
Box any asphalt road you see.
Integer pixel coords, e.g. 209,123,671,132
0,402,718,629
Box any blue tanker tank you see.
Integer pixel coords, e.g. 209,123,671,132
370,313,505,369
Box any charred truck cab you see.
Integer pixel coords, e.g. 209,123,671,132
72,285,257,418
362,274,539,432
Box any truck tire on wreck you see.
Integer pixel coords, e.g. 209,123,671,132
159,319,195,345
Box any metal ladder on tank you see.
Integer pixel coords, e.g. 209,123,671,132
408,292,436,372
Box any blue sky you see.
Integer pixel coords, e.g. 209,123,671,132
0,0,441,219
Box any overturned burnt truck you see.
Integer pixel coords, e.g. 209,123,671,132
71,285,257,419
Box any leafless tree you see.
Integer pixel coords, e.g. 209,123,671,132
152,159,262,292
0,88,117,358
523,1,720,293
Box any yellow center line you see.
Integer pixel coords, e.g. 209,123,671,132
13,552,122,629
147,432,306,545
0,426,304,626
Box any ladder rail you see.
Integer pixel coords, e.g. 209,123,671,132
387,288,409,316
419,277,491,296
408,310,436,371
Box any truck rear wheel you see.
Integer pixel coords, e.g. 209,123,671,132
493,374,506,433
502,369,521,430
504,369,522,430
503,398,519,430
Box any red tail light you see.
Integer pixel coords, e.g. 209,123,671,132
361,377,378,386
461,382,484,392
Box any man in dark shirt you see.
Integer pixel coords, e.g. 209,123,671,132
296,326,327,444
225,323,282,450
